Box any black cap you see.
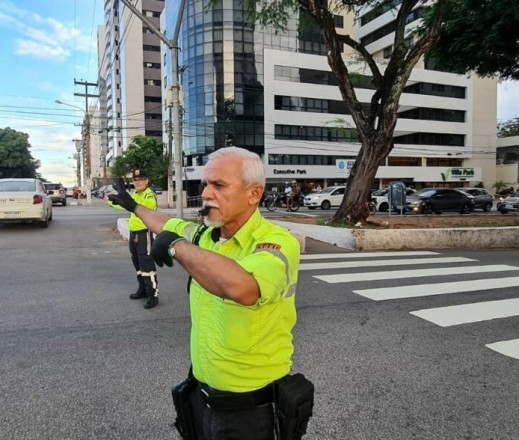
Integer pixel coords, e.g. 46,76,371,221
132,169,147,179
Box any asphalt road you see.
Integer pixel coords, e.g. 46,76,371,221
1,201,518,439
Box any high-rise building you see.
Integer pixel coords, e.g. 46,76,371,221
100,0,165,167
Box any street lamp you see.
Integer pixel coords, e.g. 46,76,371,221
55,100,92,204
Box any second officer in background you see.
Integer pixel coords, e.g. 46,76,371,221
107,169,159,309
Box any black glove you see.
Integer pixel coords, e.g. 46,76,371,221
108,178,137,212
152,231,186,267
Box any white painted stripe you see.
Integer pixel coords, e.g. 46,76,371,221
300,251,439,260
354,275,519,300
410,298,519,327
486,339,519,360
301,256,475,271
315,265,517,284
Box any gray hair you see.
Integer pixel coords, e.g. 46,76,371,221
207,147,265,187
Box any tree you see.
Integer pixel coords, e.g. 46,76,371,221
426,0,519,81
111,135,168,186
498,118,519,138
247,0,448,224
0,127,40,178
492,180,509,195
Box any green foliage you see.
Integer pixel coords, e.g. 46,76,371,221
427,0,519,80
110,135,168,186
492,180,508,193
497,118,519,138
0,127,40,178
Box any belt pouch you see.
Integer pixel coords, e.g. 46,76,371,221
275,373,314,440
172,376,197,439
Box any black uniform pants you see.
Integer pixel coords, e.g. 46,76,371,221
188,383,275,440
129,229,158,296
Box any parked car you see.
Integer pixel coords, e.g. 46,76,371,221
303,186,346,210
151,185,163,195
65,187,74,197
460,188,494,212
497,194,519,214
371,187,416,212
405,188,475,214
43,182,66,206
0,178,53,227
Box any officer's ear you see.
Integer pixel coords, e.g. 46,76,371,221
248,184,264,206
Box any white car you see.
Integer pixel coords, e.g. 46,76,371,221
303,186,346,210
371,187,416,212
0,178,53,227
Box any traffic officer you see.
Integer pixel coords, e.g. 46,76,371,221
107,169,159,309
108,147,303,438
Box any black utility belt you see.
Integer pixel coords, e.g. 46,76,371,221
198,381,277,411
130,229,149,233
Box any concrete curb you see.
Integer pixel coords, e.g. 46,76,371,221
351,226,519,251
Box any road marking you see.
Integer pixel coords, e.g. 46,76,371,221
486,339,519,360
410,298,519,327
300,251,439,260
313,264,519,288
301,256,475,271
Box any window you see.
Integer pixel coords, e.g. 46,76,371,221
143,44,160,52
333,15,344,28
275,124,359,142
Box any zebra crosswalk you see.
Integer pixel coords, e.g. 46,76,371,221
302,250,519,360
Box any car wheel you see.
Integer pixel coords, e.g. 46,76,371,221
40,217,49,228
321,200,331,210
483,203,492,212
62,199,67,206
49,211,53,222
423,203,433,215
460,204,472,214
379,202,389,212
500,208,509,214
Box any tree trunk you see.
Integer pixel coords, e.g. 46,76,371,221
332,135,391,224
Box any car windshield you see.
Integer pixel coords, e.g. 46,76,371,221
0,181,36,192
44,184,61,190
416,189,436,198
372,189,388,196
319,187,339,194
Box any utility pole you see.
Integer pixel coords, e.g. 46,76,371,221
119,0,186,218
74,80,99,205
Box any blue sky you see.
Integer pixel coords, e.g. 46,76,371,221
0,0,103,186
0,1,518,187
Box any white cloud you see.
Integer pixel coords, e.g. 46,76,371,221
14,39,70,60
0,2,92,62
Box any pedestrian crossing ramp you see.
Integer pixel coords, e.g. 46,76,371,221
300,251,519,360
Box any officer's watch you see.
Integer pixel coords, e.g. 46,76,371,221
168,244,178,259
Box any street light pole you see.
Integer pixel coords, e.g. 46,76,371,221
119,0,186,218
56,99,92,204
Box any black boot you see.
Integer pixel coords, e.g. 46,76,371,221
144,293,158,309
130,288,147,300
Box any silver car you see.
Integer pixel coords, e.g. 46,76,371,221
0,178,53,227
43,182,67,206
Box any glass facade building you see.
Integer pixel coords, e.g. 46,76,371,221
164,0,325,167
